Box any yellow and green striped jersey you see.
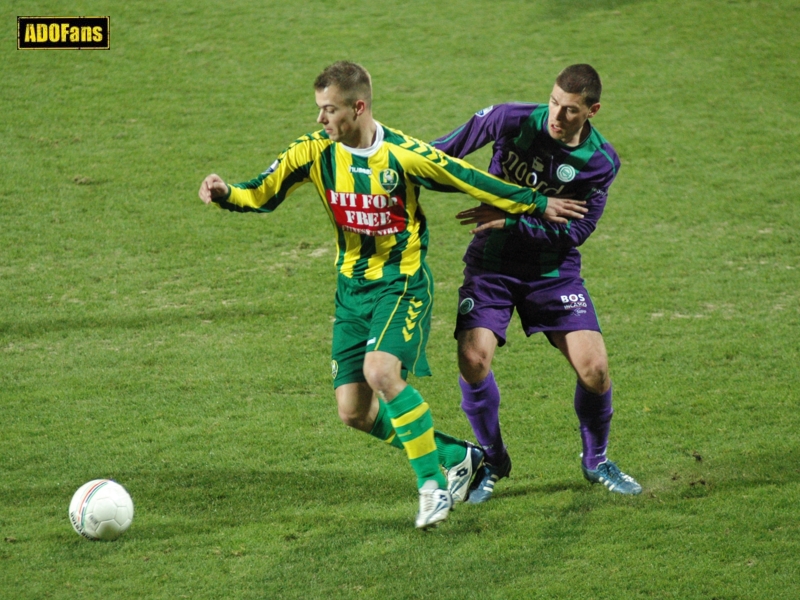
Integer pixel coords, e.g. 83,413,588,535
214,123,547,281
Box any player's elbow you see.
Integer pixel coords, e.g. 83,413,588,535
570,223,597,247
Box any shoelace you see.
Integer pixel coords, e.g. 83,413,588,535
602,462,634,483
420,490,444,511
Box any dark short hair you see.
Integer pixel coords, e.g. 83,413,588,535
556,64,602,107
314,61,372,108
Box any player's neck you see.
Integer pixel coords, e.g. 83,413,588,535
341,121,384,157
351,117,378,149
569,122,592,147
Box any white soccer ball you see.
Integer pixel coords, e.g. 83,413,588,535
69,479,134,541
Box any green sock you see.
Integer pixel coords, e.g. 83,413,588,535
385,386,447,489
371,399,468,468
434,431,468,470
369,399,405,450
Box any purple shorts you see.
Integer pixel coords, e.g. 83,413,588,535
455,266,602,346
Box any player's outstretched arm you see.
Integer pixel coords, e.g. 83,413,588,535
457,198,586,233
456,204,507,234
198,174,230,205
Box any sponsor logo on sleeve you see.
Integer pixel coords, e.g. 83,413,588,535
475,106,494,117
18,16,110,50
261,160,279,177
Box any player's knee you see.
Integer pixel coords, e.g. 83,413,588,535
337,403,371,432
362,364,384,392
334,382,375,432
362,351,405,399
337,405,354,426
579,358,610,394
362,364,399,400
458,344,492,383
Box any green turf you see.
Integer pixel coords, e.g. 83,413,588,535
2,0,799,598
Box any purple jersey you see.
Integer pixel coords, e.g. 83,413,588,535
432,103,620,280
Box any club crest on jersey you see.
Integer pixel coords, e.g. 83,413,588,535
379,169,399,194
556,164,577,182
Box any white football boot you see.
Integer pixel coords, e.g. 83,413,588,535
415,480,453,530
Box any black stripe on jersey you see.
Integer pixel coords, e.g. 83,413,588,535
222,162,312,213
351,154,377,276
351,155,372,195
319,144,337,195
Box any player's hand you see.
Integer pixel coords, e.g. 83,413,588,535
456,204,507,234
198,174,230,205
541,197,587,224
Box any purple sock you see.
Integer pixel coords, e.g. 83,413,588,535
574,382,614,470
460,371,505,463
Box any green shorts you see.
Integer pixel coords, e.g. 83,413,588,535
331,263,434,388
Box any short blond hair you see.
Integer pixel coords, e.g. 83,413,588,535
314,61,372,108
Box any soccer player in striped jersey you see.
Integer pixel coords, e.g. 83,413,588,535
198,61,587,529
432,64,642,502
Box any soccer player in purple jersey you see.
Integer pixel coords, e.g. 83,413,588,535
431,64,642,501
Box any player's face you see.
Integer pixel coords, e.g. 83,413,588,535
547,84,600,147
315,85,360,146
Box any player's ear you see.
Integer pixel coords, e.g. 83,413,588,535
353,99,367,116
588,103,601,118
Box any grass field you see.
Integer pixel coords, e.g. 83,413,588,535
2,1,799,598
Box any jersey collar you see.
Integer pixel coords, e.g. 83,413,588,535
339,122,385,157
